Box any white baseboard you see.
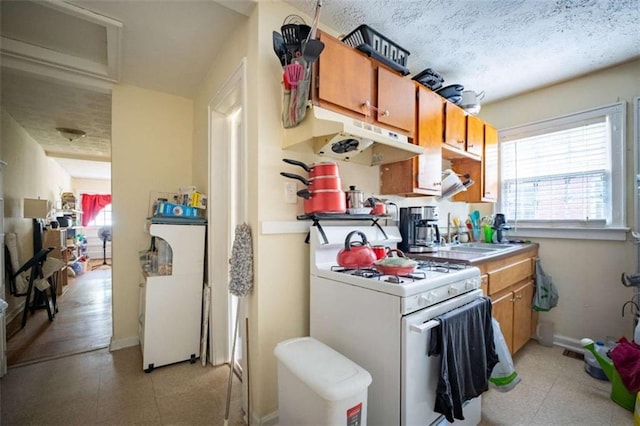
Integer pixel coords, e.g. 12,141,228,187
257,410,278,426
534,333,585,354
109,335,139,351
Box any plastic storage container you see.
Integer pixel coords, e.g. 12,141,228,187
584,341,610,381
274,337,372,426
341,24,410,76
536,321,554,347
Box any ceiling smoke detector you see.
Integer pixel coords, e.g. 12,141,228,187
56,127,86,142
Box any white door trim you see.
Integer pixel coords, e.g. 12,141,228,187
207,58,248,366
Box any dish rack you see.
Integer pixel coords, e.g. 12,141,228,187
438,169,474,200
341,24,410,76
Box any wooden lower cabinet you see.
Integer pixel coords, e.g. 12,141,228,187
474,246,538,355
512,280,534,353
491,280,534,354
492,291,514,352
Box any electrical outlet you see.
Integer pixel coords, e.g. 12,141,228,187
284,182,297,204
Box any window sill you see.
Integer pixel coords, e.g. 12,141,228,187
509,226,629,241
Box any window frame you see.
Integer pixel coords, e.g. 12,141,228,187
498,101,627,241
88,203,112,227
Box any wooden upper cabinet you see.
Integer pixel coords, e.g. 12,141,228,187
380,86,441,196
452,122,499,203
376,66,416,134
415,87,443,193
483,124,499,201
466,114,484,157
444,102,466,151
316,31,372,117
315,31,415,137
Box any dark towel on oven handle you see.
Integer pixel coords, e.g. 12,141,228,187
427,296,498,423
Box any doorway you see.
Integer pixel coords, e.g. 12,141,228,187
208,59,248,393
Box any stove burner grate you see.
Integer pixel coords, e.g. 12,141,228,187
378,270,427,284
416,260,468,273
331,266,383,279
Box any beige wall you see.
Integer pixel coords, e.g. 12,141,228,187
192,2,383,419
480,59,640,343
73,177,111,195
110,85,193,346
1,109,72,319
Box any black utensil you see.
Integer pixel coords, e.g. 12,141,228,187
302,39,324,71
298,24,311,44
281,24,301,57
272,31,287,67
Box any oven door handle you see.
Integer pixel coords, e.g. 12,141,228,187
410,319,439,334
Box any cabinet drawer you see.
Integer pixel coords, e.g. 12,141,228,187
488,258,533,295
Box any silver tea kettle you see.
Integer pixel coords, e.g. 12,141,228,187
345,185,364,209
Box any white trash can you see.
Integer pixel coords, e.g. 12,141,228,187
274,337,372,426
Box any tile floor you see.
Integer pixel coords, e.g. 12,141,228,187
0,339,636,425
481,342,635,425
1,346,244,425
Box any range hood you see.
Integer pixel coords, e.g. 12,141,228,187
283,106,424,166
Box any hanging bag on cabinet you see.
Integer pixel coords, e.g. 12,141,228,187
533,258,559,311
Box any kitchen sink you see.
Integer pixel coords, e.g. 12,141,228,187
446,246,498,253
439,242,520,256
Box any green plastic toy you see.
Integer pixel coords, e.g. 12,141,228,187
581,338,636,411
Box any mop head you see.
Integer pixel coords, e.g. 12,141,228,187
229,223,253,297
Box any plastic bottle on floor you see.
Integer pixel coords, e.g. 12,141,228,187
584,341,609,381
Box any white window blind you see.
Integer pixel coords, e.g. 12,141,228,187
500,102,626,232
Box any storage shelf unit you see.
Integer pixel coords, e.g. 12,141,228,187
138,223,206,372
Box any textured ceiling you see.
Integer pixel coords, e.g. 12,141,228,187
285,0,640,103
0,0,247,178
1,70,112,161
1,0,638,179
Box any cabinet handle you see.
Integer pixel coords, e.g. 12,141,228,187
433,182,441,186
362,101,389,117
468,144,474,148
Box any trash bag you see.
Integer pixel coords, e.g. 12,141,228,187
533,258,559,311
489,318,521,392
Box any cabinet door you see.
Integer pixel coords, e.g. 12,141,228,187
317,32,372,117
483,124,499,201
379,87,441,196
466,115,484,157
492,291,514,354
512,280,534,353
376,66,415,134
444,102,466,151
415,87,443,193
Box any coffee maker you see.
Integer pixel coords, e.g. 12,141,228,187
399,206,441,253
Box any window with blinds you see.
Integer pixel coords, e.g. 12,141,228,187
499,102,625,230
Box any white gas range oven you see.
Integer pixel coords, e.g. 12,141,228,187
309,224,483,426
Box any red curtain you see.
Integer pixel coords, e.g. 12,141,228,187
81,194,112,227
